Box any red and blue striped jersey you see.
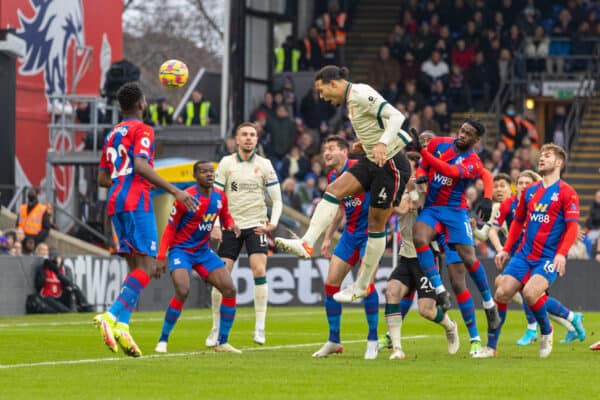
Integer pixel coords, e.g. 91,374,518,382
421,137,484,209
328,159,369,234
494,194,520,252
494,194,519,229
514,180,580,260
159,186,234,257
99,119,155,216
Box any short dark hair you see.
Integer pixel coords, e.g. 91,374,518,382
324,135,349,150
464,118,485,137
494,172,512,185
315,65,350,83
235,121,258,136
193,160,212,174
117,82,143,112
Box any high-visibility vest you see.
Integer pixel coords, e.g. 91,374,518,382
502,115,522,149
149,104,174,125
323,29,337,52
323,12,347,45
274,47,301,72
521,119,540,149
18,203,47,236
303,37,325,60
186,101,211,126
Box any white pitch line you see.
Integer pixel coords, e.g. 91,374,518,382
0,336,430,369
0,310,324,328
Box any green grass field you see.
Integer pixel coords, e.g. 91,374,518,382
1,307,598,399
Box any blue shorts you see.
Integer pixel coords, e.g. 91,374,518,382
333,230,368,266
503,251,558,286
417,206,473,246
168,247,225,279
111,211,158,257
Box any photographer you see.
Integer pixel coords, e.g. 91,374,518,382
28,255,93,313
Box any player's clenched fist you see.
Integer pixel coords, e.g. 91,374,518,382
372,142,387,167
495,250,510,270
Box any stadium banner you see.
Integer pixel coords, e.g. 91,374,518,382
541,80,595,99
1,255,599,315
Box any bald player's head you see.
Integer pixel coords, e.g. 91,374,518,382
419,130,436,147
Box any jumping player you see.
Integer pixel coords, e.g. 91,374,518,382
95,82,197,357
312,136,380,360
412,120,501,331
154,161,242,354
275,65,412,303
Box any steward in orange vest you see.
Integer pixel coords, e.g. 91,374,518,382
499,103,526,150
16,188,51,245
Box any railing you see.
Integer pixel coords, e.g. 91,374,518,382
488,37,600,147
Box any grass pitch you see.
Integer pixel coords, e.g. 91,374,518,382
1,307,598,399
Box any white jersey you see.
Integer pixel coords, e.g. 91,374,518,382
345,83,411,162
215,152,279,229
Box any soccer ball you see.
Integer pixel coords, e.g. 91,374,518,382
158,59,189,88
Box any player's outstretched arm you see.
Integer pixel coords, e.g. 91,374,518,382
488,225,504,254
419,149,461,178
133,157,198,210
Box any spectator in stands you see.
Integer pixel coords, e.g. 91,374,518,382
587,9,598,33
499,0,519,29
300,87,336,130
433,101,451,133
463,20,481,50
149,97,174,126
401,8,417,34
497,48,513,83
499,101,525,150
252,91,275,120
429,80,448,107
585,190,600,262
179,90,217,126
447,64,467,110
323,0,348,66
546,105,567,147
266,104,296,161
397,79,424,111
502,25,524,55
524,25,549,73
399,51,421,83
273,91,285,110
23,237,36,255
521,110,540,149
420,105,441,133
282,76,297,116
516,5,541,37
30,255,93,313
409,113,421,133
9,241,22,256
413,21,437,62
16,188,51,247
274,35,302,73
3,229,16,249
302,26,325,70
492,11,506,34
279,145,310,182
368,46,400,102
34,242,50,258
297,173,320,215
466,51,496,110
299,131,320,160
553,9,574,36
421,49,449,88
447,0,472,35
0,234,9,255
281,177,303,212
216,136,237,160
570,21,593,71
451,38,476,71
388,24,412,62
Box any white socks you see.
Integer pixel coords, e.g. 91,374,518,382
302,193,340,247
356,233,386,290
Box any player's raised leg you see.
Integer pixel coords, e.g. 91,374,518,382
276,173,362,258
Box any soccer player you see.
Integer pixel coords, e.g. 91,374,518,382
312,136,380,359
275,65,412,302
385,151,459,360
207,122,282,346
95,82,197,357
487,170,585,347
412,120,501,331
478,144,580,358
154,161,242,354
